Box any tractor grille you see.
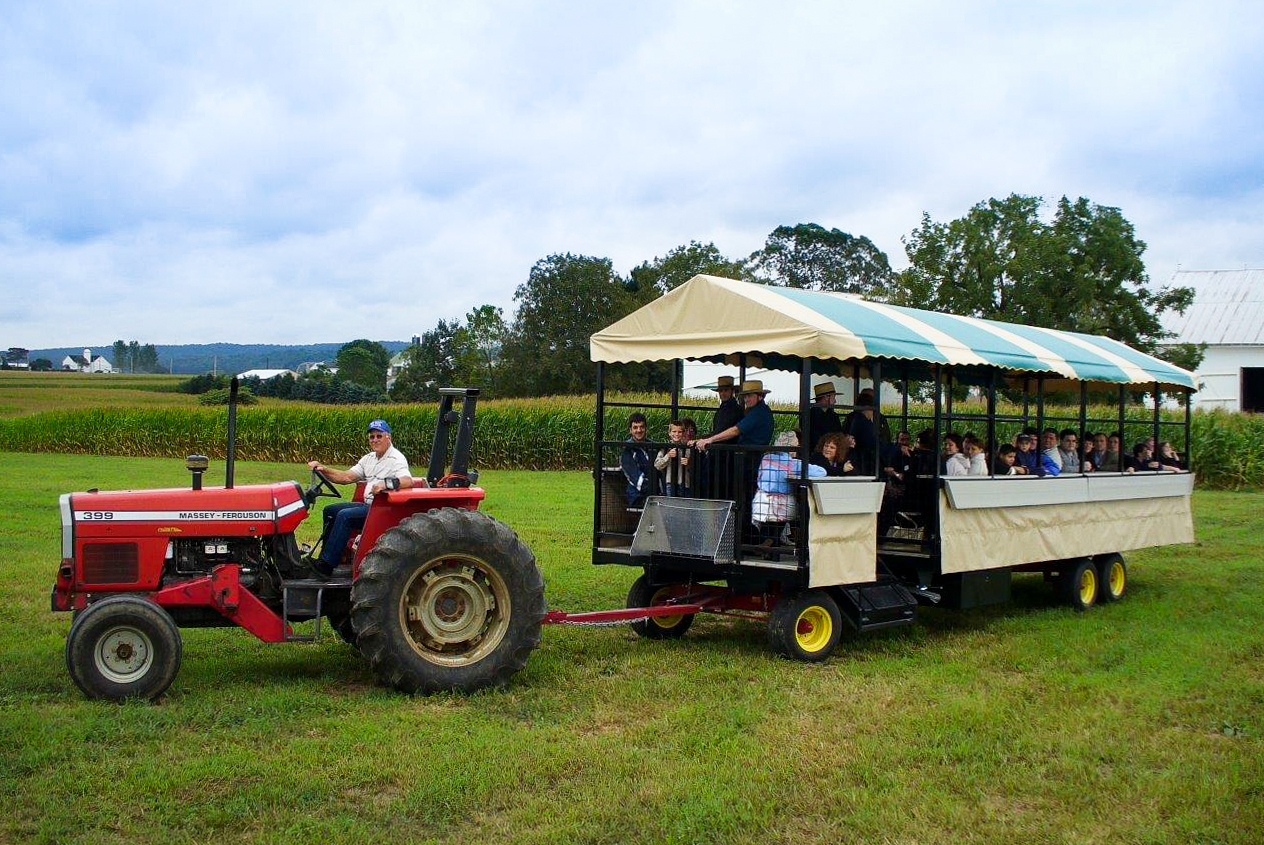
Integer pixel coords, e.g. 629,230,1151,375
81,542,139,584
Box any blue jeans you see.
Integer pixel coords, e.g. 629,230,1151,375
319,501,368,567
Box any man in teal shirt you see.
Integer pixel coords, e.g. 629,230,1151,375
694,379,774,450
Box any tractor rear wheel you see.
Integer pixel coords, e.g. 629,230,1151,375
66,596,182,701
350,508,545,694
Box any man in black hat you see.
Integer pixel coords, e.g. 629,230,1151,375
843,387,891,475
710,375,743,436
807,380,843,452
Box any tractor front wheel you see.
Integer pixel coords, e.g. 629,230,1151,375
66,596,183,701
350,508,545,694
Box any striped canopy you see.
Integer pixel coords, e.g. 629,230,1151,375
590,275,1196,389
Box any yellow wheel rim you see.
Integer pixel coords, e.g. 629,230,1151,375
794,606,833,653
650,586,684,629
1109,561,1126,597
1079,567,1097,605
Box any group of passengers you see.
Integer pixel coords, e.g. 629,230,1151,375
937,426,1186,476
620,377,1188,545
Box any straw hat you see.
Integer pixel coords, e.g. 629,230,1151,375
711,375,736,392
737,379,770,396
813,381,837,399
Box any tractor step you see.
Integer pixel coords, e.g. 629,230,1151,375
836,580,918,633
280,579,350,642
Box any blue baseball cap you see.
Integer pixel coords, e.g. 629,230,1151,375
367,419,392,434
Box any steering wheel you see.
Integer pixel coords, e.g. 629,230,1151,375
303,467,342,507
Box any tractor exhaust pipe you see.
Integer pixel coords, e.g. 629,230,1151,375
225,376,239,489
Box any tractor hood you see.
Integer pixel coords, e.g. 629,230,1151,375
68,481,308,537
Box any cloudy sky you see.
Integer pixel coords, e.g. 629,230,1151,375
2,0,1261,347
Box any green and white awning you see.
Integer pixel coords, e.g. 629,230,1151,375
589,275,1196,389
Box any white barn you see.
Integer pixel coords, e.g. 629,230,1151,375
61,348,114,373
1162,269,1264,412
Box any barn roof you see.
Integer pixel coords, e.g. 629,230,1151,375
1162,269,1264,346
590,275,1196,389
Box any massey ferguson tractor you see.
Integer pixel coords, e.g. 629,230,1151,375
53,384,546,701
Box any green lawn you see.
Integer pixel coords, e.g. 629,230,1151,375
1,452,1260,844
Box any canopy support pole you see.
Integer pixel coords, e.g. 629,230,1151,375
986,370,997,478
799,357,813,570
1152,382,1162,456
1079,382,1089,475
670,359,680,419
1184,388,1192,471
593,362,606,551
1036,375,1046,436
1117,385,1127,471
872,359,884,481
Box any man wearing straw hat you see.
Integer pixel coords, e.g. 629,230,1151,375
709,375,743,436
694,379,774,451
807,380,843,452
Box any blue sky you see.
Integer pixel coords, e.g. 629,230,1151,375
2,0,1262,346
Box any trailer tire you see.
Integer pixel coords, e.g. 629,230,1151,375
1096,554,1127,603
1058,558,1099,611
66,596,182,702
350,508,544,695
767,590,843,662
627,575,694,639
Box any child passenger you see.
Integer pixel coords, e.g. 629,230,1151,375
963,434,988,476
943,433,970,476
994,444,1019,475
654,420,693,497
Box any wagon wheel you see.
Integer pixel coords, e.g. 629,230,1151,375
766,590,843,662
627,574,694,639
1058,558,1099,611
350,508,545,694
1096,554,1128,603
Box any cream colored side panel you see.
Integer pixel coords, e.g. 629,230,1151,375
807,500,877,587
938,493,1195,574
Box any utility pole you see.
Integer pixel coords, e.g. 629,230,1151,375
213,356,217,377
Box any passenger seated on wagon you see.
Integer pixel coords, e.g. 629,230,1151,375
620,413,652,507
942,433,970,476
1155,441,1185,472
1126,442,1161,473
654,420,693,497
1085,432,1118,473
963,434,988,476
811,432,857,476
1042,428,1063,473
843,387,891,475
993,444,1019,475
752,430,825,545
1058,429,1083,473
1109,432,1125,470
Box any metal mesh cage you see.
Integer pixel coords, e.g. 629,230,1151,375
630,497,735,564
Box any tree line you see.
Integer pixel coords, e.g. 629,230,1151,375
111,340,167,374
385,193,1202,401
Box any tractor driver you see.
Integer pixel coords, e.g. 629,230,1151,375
306,419,416,576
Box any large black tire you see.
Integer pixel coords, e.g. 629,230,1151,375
1096,554,1128,603
349,508,545,694
328,610,358,647
627,574,694,639
767,590,843,662
1058,557,1099,611
66,596,183,702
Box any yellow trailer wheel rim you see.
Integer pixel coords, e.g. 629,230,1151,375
649,586,685,629
1079,567,1097,605
1109,560,1126,597
795,606,833,653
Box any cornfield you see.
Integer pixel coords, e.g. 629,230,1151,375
1,399,1261,489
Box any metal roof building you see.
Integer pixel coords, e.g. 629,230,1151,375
1162,269,1264,411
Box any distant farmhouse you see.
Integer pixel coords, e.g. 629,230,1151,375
1163,269,1264,412
61,348,114,373
296,361,337,376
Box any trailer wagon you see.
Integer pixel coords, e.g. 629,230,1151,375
582,275,1196,659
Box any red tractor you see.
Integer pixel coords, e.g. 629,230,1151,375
52,385,545,701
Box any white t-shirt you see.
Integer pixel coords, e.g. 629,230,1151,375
350,445,411,504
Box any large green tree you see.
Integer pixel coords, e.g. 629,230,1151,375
460,304,506,390
628,241,746,295
498,254,647,396
112,340,128,371
746,223,894,296
895,194,1199,363
389,320,466,402
335,339,390,391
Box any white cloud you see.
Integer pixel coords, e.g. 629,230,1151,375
2,0,1262,345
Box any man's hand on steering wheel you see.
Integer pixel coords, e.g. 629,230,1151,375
303,463,342,507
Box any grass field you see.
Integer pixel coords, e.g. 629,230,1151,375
1,452,1261,844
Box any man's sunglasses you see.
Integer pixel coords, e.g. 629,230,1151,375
368,433,387,440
